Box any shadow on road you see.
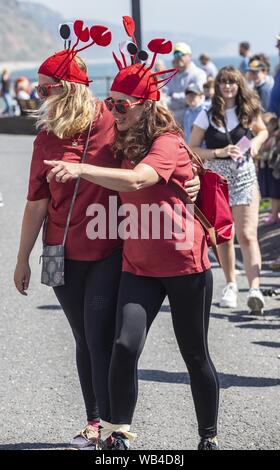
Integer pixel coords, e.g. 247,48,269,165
211,309,280,323
211,312,256,323
0,442,68,450
237,323,280,330
37,305,62,311
252,341,280,348
139,370,280,389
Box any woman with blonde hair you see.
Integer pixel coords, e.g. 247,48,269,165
45,17,219,451
14,22,200,450
190,66,269,314
13,26,124,449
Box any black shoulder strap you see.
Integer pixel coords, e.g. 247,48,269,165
222,117,234,145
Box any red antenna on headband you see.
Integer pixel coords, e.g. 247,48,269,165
123,16,137,46
111,15,177,100
147,39,173,70
113,16,175,72
54,20,112,79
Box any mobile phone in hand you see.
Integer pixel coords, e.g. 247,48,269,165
236,136,251,155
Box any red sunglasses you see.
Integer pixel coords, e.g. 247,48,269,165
104,97,144,114
36,83,63,98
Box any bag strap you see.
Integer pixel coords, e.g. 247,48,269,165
42,123,93,247
169,180,221,265
179,137,206,175
170,135,221,263
222,117,234,145
62,121,93,246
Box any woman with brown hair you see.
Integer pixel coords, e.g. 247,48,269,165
45,17,220,451
14,20,200,450
190,66,268,313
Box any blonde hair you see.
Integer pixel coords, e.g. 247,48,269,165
36,56,99,139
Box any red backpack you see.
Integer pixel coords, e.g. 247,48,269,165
170,141,233,265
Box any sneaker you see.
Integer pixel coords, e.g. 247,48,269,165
219,283,238,308
198,437,219,450
104,432,130,450
69,424,99,450
247,288,265,315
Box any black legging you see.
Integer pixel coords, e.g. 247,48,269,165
53,249,122,422
108,269,219,439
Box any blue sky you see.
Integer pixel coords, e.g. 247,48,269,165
20,0,280,54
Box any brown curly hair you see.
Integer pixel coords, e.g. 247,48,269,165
212,66,261,129
112,102,184,164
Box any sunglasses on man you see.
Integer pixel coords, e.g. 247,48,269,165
104,97,144,114
36,83,63,98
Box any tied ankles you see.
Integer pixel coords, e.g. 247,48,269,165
99,420,137,443
70,424,100,449
103,433,130,451
198,436,219,450
88,419,100,430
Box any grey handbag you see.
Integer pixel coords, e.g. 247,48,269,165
40,122,93,287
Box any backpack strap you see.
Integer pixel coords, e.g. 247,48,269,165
169,179,221,265
179,137,206,175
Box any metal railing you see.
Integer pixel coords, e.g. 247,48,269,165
0,76,115,114
90,76,114,98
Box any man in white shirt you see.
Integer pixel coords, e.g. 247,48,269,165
164,42,207,126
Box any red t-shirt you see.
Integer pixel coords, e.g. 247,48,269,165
27,102,122,261
119,132,211,277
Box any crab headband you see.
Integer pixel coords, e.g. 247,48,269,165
111,16,177,101
38,20,112,86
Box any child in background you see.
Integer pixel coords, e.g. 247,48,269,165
183,83,206,143
203,77,215,109
258,113,280,225
246,55,274,111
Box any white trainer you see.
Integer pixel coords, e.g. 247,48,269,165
219,283,238,308
247,288,265,315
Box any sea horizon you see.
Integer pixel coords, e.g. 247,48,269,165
1,55,279,100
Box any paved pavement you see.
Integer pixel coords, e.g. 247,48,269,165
0,134,279,451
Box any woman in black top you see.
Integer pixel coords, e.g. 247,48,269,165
190,66,268,315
